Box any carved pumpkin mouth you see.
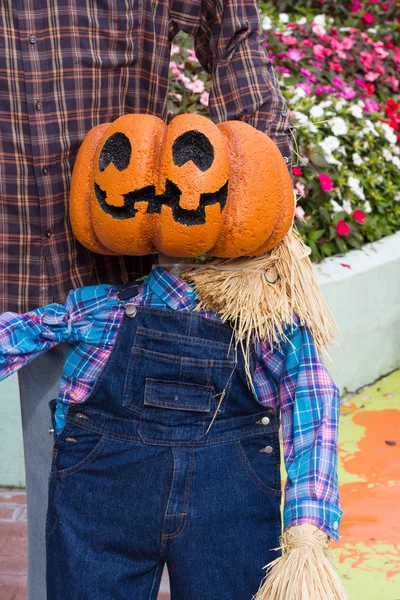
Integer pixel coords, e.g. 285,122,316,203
94,179,229,226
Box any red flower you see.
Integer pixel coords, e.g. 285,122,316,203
337,221,351,236
292,166,304,177
381,3,389,9
386,99,399,111
302,39,313,47
353,210,366,224
366,83,375,95
319,174,334,192
362,12,375,24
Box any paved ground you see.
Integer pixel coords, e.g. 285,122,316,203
1,369,399,599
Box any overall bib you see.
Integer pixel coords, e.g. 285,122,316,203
46,308,282,600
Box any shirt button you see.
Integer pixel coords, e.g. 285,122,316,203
36,101,42,111
42,166,49,175
46,230,52,238
282,110,288,117
261,416,270,425
333,521,339,531
186,286,194,293
284,156,289,163
260,445,273,454
29,35,36,44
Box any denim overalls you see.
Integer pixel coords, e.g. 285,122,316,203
46,307,282,600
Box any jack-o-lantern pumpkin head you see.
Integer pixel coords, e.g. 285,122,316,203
70,113,294,258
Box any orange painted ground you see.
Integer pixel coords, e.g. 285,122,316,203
335,370,400,598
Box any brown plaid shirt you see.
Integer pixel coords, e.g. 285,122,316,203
0,0,293,313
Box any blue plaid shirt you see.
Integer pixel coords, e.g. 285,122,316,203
0,267,342,540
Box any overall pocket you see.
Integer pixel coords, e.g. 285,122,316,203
49,422,107,478
235,432,282,497
123,326,236,443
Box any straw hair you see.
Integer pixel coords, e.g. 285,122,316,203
182,228,338,381
253,524,348,600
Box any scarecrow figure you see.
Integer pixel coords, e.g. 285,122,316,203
0,114,347,599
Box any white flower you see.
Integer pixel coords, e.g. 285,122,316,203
367,28,377,34
310,105,324,119
293,110,309,125
376,174,384,184
348,176,366,201
319,136,342,165
383,148,393,162
381,122,397,144
331,117,348,136
394,193,400,202
349,105,363,119
330,199,344,213
342,199,352,215
320,136,341,153
364,200,372,213
297,17,307,25
392,156,400,169
313,14,327,34
357,100,365,108
279,13,289,23
363,119,379,137
261,16,272,31
335,100,347,111
352,152,363,166
291,87,307,103
339,27,351,32
320,100,333,109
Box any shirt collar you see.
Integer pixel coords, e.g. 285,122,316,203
145,266,198,311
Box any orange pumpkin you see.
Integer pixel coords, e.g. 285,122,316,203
70,113,294,258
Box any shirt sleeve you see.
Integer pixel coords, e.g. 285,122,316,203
196,0,294,168
0,284,115,382
0,302,70,381
254,321,342,541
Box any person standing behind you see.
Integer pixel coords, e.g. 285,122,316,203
0,1,292,598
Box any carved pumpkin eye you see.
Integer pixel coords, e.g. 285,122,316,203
98,132,132,172
172,130,214,172
70,113,294,258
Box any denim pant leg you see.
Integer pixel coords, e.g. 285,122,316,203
18,343,69,600
164,439,282,600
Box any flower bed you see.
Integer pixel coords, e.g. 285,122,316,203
167,1,400,261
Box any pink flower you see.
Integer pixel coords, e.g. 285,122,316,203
313,44,332,60
365,71,380,82
329,62,343,72
382,3,389,9
332,77,345,88
341,37,356,51
337,221,351,236
355,78,368,90
385,76,400,92
364,98,380,112
284,36,298,46
295,205,305,219
296,82,312,94
294,182,307,197
292,166,304,177
351,0,363,12
353,210,366,224
287,48,303,62
362,12,375,24
302,39,313,47
340,86,357,100
200,91,209,107
319,174,334,192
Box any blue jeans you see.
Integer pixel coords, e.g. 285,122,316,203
46,308,282,599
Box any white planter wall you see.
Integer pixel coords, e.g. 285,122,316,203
1,232,400,485
315,231,400,393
